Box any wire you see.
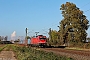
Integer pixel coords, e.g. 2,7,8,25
81,2,90,8
81,1,90,13
85,9,90,12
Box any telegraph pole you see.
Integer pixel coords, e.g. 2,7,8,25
49,28,52,41
25,28,28,37
25,28,28,45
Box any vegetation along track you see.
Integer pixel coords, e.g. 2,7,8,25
41,48,90,60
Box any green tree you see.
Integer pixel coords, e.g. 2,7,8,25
14,39,20,44
0,36,1,41
59,2,89,46
49,30,59,45
87,37,90,40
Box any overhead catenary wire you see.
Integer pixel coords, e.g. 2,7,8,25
40,22,59,32
30,2,90,37
40,3,90,35
84,9,90,12
43,1,90,31
81,1,90,13
81,2,90,8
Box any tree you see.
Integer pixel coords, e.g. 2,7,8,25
87,37,90,40
1,36,4,41
59,2,89,45
14,39,20,44
4,36,8,41
0,36,1,41
49,30,59,45
26,36,30,39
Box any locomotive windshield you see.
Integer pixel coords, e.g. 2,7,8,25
40,38,46,40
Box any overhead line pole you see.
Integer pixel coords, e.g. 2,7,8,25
48,28,52,46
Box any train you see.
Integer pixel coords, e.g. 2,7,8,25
29,35,47,47
19,35,66,48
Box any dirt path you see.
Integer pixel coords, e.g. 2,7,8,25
0,51,16,60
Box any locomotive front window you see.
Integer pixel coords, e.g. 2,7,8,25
40,38,46,40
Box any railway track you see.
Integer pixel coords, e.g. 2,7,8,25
41,48,90,60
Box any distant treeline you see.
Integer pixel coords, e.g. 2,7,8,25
0,41,13,44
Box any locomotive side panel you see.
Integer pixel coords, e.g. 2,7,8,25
31,38,38,44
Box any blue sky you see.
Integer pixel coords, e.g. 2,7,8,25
0,0,90,40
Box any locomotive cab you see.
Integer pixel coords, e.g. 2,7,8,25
30,35,47,47
38,35,47,47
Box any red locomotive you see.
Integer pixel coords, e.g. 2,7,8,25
30,35,47,47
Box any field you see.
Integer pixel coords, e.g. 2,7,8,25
0,44,7,52
0,44,74,60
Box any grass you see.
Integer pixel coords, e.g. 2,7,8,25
1,44,74,60
10,45,74,60
0,44,7,52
